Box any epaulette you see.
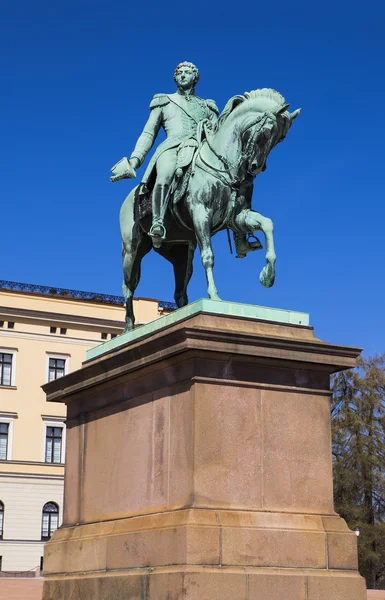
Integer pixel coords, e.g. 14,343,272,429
149,94,170,109
206,99,219,115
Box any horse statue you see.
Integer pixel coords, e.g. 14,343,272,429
119,88,301,330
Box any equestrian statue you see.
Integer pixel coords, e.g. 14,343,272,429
110,61,301,330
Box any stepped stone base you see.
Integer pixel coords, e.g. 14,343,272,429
43,567,366,600
42,303,367,599
43,509,365,599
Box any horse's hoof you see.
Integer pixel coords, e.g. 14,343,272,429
175,294,188,308
259,265,275,288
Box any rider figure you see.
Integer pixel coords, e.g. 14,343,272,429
128,62,217,247
125,62,261,257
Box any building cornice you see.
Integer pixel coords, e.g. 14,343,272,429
0,330,99,346
0,411,18,419
0,280,176,310
41,415,66,423
0,305,126,331
0,472,64,480
0,459,64,468
0,539,51,544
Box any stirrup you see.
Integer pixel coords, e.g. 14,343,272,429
235,234,263,259
148,222,166,247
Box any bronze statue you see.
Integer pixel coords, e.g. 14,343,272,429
111,64,301,330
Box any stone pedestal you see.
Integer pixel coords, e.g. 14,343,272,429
42,301,367,599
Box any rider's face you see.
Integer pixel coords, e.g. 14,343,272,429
175,67,195,89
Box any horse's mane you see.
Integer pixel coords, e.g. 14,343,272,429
218,88,287,127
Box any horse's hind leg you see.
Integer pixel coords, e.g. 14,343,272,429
173,242,195,307
120,188,152,331
122,245,135,332
122,232,152,332
157,242,196,308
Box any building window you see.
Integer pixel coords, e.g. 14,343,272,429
41,502,59,540
101,332,108,340
111,334,117,339
7,322,14,329
46,353,69,383
0,424,9,460
0,353,12,387
42,416,66,463
50,326,57,334
0,502,4,539
40,556,44,572
0,413,16,460
0,349,17,387
60,328,67,335
0,321,3,328
48,358,66,382
45,427,63,463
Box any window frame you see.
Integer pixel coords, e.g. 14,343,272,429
0,423,9,461
46,352,69,383
41,502,59,540
0,501,4,539
44,426,63,464
42,417,66,464
0,412,17,460
0,348,17,388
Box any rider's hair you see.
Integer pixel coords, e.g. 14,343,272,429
174,62,200,85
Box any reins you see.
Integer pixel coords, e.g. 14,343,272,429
193,112,273,190
172,110,281,239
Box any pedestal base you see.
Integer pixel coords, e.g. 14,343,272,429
43,567,366,600
42,304,366,599
43,509,366,599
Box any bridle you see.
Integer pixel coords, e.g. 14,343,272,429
193,112,279,190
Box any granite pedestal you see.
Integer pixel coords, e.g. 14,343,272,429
42,300,367,599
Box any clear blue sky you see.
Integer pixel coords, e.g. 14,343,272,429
1,0,384,355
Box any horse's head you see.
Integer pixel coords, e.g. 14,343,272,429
217,88,301,177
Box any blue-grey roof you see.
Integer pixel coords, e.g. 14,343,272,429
0,280,176,310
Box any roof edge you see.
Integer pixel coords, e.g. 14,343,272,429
0,280,176,310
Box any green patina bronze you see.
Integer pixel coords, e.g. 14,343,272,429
86,299,310,361
110,62,301,330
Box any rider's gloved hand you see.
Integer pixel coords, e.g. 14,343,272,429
129,157,140,170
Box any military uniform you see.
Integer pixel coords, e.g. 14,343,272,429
130,90,218,244
131,91,218,184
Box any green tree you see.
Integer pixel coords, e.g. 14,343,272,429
332,354,385,589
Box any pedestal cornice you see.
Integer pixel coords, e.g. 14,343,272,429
43,311,361,406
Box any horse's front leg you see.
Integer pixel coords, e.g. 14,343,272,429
192,205,221,301
235,209,276,288
258,213,276,288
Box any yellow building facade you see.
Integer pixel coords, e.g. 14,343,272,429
0,281,173,572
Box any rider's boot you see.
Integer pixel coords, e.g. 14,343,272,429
149,184,168,248
233,232,263,258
